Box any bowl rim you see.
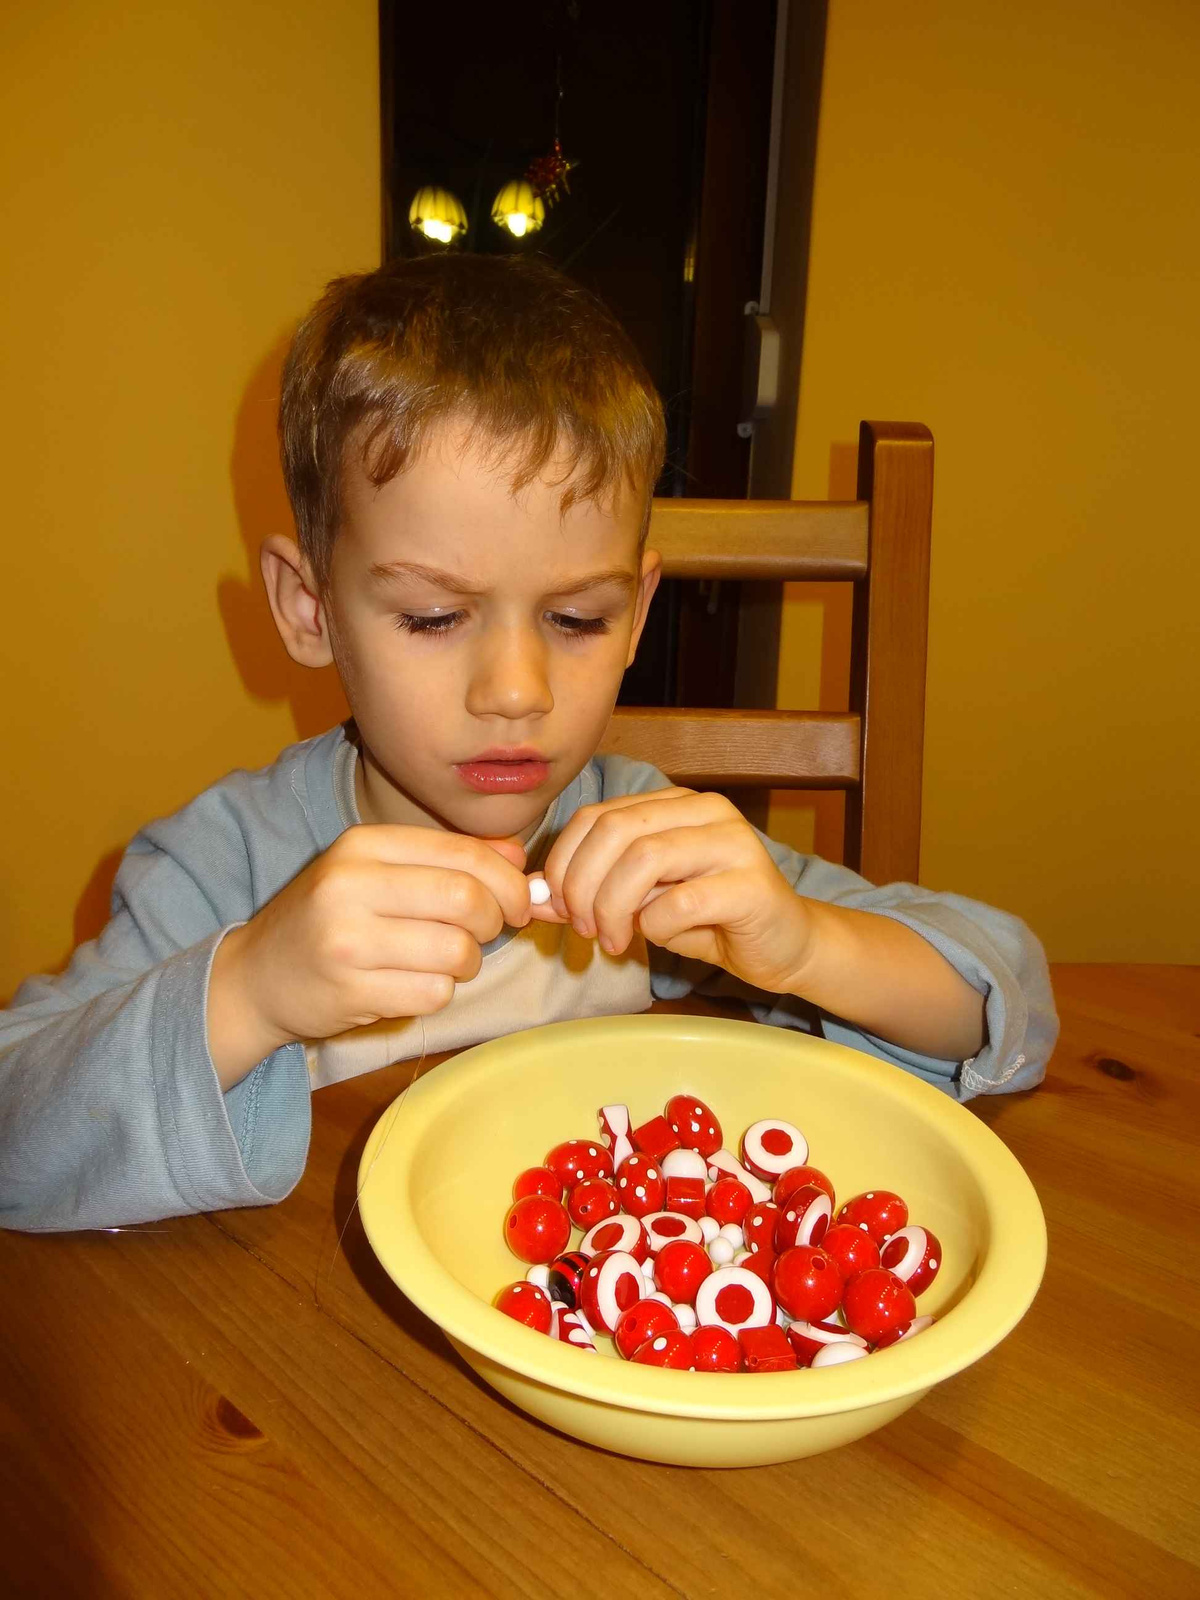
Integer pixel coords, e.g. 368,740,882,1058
358,1014,1047,1421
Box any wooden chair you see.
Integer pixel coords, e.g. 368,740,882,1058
601,421,933,886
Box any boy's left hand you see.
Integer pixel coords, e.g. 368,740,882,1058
529,789,816,996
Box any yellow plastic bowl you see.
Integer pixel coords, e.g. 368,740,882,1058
358,1015,1046,1468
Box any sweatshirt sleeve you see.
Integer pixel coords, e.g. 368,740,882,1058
598,755,1059,1102
0,815,312,1233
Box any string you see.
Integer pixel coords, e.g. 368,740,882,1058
313,1013,429,1311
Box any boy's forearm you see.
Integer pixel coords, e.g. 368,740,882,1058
208,927,289,1092
786,900,987,1063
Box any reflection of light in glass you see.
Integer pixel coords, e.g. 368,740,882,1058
407,186,468,246
491,179,545,238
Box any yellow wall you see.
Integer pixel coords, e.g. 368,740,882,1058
771,0,1200,962
0,1,377,999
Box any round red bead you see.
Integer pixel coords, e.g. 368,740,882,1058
632,1329,695,1369
613,1153,667,1218
821,1221,881,1281
772,1244,843,1322
544,1139,614,1188
512,1165,564,1203
653,1239,713,1306
836,1190,909,1244
705,1177,753,1225
504,1194,571,1264
774,1164,835,1209
689,1324,742,1372
567,1177,620,1230
841,1267,917,1344
494,1281,554,1333
664,1094,723,1158
613,1298,679,1360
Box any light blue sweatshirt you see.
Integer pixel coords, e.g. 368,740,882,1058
0,724,1058,1232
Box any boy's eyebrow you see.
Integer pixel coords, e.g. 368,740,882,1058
367,560,638,597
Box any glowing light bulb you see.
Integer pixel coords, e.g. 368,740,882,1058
506,212,529,238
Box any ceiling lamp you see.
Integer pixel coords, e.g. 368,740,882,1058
490,179,545,239
407,186,468,246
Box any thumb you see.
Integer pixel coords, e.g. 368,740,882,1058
480,836,528,869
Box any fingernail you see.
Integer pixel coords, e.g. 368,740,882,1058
599,934,615,954
572,917,590,939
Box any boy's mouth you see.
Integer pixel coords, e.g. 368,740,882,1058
455,747,551,794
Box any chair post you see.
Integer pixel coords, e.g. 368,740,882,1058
846,422,934,885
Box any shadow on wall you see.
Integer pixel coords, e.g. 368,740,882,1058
219,336,349,746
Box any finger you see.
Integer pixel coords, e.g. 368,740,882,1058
636,870,759,949
340,824,532,928
351,866,505,946
557,795,741,937
353,967,457,1021
540,788,696,916
346,916,484,984
590,822,753,954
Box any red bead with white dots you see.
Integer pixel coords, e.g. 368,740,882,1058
774,1164,836,1209
579,1249,647,1333
613,1153,666,1218
613,1297,679,1360
879,1226,942,1295
773,1184,833,1251
494,1281,554,1334
664,1094,723,1158
742,1201,780,1255
836,1190,909,1245
632,1330,695,1368
841,1267,917,1344
544,1139,614,1189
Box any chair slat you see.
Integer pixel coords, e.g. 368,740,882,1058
602,708,861,789
647,499,868,580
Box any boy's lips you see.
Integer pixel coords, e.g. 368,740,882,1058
454,747,551,794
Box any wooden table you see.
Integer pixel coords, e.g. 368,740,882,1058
2,965,1197,1600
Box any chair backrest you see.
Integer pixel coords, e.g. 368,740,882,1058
601,421,933,885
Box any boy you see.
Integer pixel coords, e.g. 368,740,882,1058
0,254,1057,1232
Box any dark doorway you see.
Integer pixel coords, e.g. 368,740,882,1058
380,0,778,707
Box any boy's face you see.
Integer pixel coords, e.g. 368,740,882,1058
317,423,660,842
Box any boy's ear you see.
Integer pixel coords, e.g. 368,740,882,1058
626,548,663,667
260,535,335,668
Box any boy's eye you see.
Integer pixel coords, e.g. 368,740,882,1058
393,611,465,635
547,612,609,638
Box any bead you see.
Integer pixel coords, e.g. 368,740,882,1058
512,1165,564,1203
660,1147,708,1181
544,1139,614,1188
705,1177,754,1226
613,1298,679,1360
836,1190,909,1245
742,1201,780,1255
641,1257,657,1278
504,1194,571,1264
841,1268,917,1344
774,1164,836,1209
579,1213,649,1263
694,1265,775,1336
525,1262,552,1293
579,1249,648,1333
653,1239,713,1305
706,1147,772,1203
689,1324,742,1372
873,1314,935,1350
821,1222,881,1282
642,1210,704,1253
738,1323,798,1373
740,1247,776,1287
732,1248,751,1265
698,1215,721,1244
631,1330,694,1369
613,1153,666,1218
879,1226,942,1295
718,1222,745,1247
811,1340,869,1367
552,1305,599,1353
672,1301,699,1333
773,1185,833,1251
597,1103,635,1169
786,1318,868,1367
707,1237,736,1266
741,1118,809,1181
545,1250,590,1308
773,1245,843,1323
527,875,552,905
664,1093,723,1158
494,1281,554,1334
665,1176,707,1219
631,1115,682,1163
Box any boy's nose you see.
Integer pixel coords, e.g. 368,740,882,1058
464,628,554,722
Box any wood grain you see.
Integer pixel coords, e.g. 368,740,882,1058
601,707,860,787
2,966,1197,1599
647,497,868,580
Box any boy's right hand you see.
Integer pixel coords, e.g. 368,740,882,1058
206,826,531,1090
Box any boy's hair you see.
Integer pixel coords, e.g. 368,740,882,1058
278,252,667,590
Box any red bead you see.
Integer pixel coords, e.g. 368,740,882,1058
653,1239,713,1305
631,1329,694,1369
821,1222,881,1281
544,1139,614,1188
579,1213,649,1262
664,1094,723,1158
772,1244,843,1322
504,1194,571,1264
841,1268,917,1344
642,1210,704,1253
773,1184,833,1251
631,1115,682,1163
786,1318,868,1367
741,1118,808,1180
694,1265,775,1335
494,1281,554,1333
706,1148,772,1202
742,1201,780,1254
873,1313,934,1350
738,1323,798,1373
567,1177,620,1229
665,1175,706,1219
613,1298,679,1360
689,1325,742,1372
552,1306,598,1352
546,1250,590,1307
774,1164,835,1209
740,1248,776,1286
512,1165,564,1203
705,1177,753,1225
597,1103,634,1169
836,1190,909,1245
613,1152,666,1218
879,1226,942,1295
579,1249,647,1333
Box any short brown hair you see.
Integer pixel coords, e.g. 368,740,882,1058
278,253,666,589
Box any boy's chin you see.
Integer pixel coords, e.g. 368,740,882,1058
437,786,555,842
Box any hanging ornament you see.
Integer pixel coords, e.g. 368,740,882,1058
524,137,577,209
491,179,546,238
407,186,468,246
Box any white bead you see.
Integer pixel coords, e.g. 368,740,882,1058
732,1248,752,1265
673,1302,698,1333
812,1341,869,1367
661,1148,707,1180
525,1264,552,1292
641,1257,656,1278
717,1223,744,1248
527,876,552,905
648,1289,673,1306
707,1237,735,1266
698,1216,720,1244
